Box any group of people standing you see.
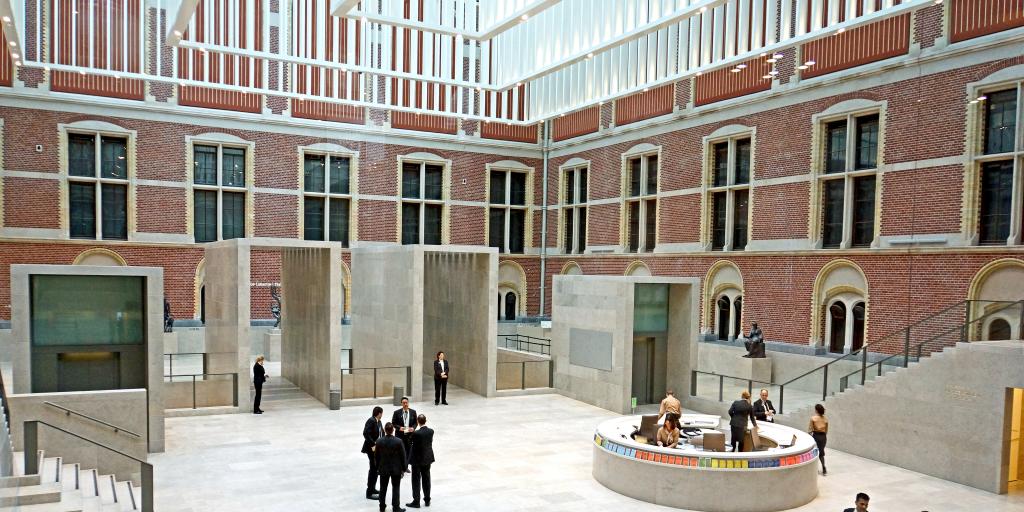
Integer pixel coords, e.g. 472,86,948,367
360,351,450,512
726,388,829,474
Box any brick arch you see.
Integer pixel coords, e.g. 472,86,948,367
967,258,1024,340
340,258,352,317
72,247,127,266
193,257,205,320
624,260,651,277
810,259,869,346
499,260,528,315
701,260,744,330
560,260,583,275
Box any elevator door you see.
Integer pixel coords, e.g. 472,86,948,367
58,352,120,392
632,337,655,405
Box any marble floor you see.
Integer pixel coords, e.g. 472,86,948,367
152,379,1024,512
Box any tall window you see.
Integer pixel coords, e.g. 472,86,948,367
67,133,129,240
193,144,247,243
400,161,444,245
303,153,352,246
976,86,1022,245
818,113,879,248
488,169,528,253
562,166,588,254
708,137,751,251
625,153,658,252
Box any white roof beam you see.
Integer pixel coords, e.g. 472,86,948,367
343,0,563,40
0,0,26,58
165,0,201,46
331,0,362,17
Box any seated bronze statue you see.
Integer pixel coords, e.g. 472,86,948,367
743,322,766,358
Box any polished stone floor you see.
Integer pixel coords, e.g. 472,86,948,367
152,377,1024,512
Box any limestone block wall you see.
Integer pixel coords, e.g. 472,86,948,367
203,242,250,414
774,341,1024,494
496,349,550,390
551,276,634,414
423,251,497,397
9,389,149,483
280,246,342,406
351,246,424,400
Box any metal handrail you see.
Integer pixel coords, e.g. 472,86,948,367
498,334,552,355
164,352,207,378
24,420,153,512
496,360,553,390
42,402,142,438
339,366,412,400
690,369,775,402
162,373,240,410
836,300,1024,390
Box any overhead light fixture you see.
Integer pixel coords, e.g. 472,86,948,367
769,70,778,75
586,52,594,59
643,88,649,92
516,82,523,87
520,14,529,21
43,66,50,72
699,6,707,13
772,53,784,59
969,99,978,104
2,16,10,23
836,27,846,34
8,41,15,46
766,58,777,63
559,113,565,117
797,64,809,70
762,74,771,79
759,52,767,57
737,63,747,69
977,95,987,101
173,30,182,37
695,71,703,76
10,53,18,59
805,60,816,66
730,68,741,73
79,70,87,75
933,0,942,4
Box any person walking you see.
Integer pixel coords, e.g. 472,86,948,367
252,355,267,414
842,492,869,512
433,351,449,405
375,423,407,512
727,390,757,452
361,406,385,501
406,414,435,508
810,403,829,475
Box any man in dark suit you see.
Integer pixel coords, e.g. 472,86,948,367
433,351,449,405
361,406,384,500
252,356,267,414
406,414,435,509
753,388,776,423
375,422,407,512
392,397,417,464
727,390,758,453
842,492,869,512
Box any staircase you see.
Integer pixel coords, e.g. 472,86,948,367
0,449,143,511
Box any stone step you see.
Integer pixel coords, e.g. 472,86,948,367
0,473,41,488
80,468,100,498
41,456,62,484
62,463,82,492
0,482,63,507
4,500,84,512
96,474,118,506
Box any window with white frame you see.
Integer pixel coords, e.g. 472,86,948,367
67,132,129,240
975,84,1022,245
192,143,247,243
400,160,444,245
561,165,588,254
818,112,880,249
625,153,658,252
707,136,751,251
303,152,352,246
488,169,528,253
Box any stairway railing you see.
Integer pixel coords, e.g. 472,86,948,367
23,420,153,512
497,334,551,355
43,402,142,438
690,299,1023,414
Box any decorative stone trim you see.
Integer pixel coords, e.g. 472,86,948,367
71,247,128,266
809,258,870,346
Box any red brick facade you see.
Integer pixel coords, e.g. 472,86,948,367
1,10,1023,358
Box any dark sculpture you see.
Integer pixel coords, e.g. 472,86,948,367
743,322,766,358
163,298,174,333
270,284,282,328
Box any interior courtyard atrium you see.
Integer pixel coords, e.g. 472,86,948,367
0,0,1024,510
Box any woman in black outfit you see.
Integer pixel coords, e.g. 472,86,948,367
809,403,829,474
253,355,267,414
727,390,757,452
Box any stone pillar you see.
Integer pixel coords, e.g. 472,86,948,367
203,240,251,414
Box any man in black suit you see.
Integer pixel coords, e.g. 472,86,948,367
753,388,776,423
392,397,417,464
375,423,407,512
433,351,449,405
842,492,869,512
406,414,435,509
727,390,758,453
361,406,384,500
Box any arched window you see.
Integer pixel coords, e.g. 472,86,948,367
988,318,1012,341
829,302,847,353
733,297,743,338
505,293,518,321
717,296,731,341
852,302,866,351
